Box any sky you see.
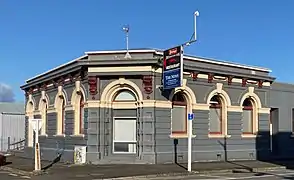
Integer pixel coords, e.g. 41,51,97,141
0,0,293,102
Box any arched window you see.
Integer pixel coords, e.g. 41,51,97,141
171,92,187,135
40,100,48,135
26,101,34,147
61,97,65,134
79,95,85,134
113,90,136,101
242,98,254,134
209,95,223,134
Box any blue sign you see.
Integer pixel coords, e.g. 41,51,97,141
163,68,182,89
188,113,194,121
162,46,183,90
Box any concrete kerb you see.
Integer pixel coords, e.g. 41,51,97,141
104,172,198,180
104,166,287,180
196,166,286,174
0,164,287,179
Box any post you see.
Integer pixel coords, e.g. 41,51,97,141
194,11,199,41
7,137,10,151
33,119,41,172
188,115,193,172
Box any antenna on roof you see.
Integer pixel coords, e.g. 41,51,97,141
122,24,132,59
182,11,200,47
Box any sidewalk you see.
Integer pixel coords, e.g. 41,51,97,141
1,155,294,179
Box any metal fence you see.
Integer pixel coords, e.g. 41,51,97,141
0,112,25,152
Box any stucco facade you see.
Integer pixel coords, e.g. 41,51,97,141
21,48,291,164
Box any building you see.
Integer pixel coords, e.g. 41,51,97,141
0,102,25,152
20,48,293,164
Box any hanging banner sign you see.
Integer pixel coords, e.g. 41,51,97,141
162,46,184,89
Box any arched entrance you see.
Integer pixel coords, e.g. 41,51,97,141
100,78,143,159
112,89,138,154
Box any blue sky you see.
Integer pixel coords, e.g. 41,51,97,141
0,0,293,102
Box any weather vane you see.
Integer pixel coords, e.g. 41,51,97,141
122,24,132,59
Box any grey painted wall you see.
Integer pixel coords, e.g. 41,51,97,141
38,110,87,162
154,108,271,164
269,82,294,158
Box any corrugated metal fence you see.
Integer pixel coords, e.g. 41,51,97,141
0,112,25,152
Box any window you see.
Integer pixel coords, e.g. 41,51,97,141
80,95,85,134
40,100,47,135
113,117,137,153
61,97,66,134
114,90,136,101
171,93,187,135
242,98,254,134
41,102,47,135
209,95,223,134
26,101,34,147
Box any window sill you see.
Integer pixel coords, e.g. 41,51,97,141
39,134,48,137
209,134,231,138
53,134,65,137
70,134,85,138
241,134,256,138
169,134,196,139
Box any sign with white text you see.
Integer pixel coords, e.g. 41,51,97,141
188,113,194,121
162,46,183,89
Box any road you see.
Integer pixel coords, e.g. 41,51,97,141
0,170,31,179
1,169,294,179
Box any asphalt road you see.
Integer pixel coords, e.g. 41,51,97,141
2,169,294,180
0,170,31,179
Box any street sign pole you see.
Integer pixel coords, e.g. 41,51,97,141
162,10,200,173
187,11,199,172
35,119,41,171
187,113,194,172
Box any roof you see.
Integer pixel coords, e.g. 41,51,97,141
0,102,25,114
25,48,272,84
85,49,272,73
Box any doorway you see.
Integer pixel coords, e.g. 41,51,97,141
270,108,279,155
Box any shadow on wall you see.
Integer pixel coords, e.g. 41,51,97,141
172,131,294,171
256,131,294,170
215,131,294,171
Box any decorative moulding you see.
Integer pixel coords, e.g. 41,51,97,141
58,86,63,97
216,83,223,94
75,80,81,93
41,90,46,100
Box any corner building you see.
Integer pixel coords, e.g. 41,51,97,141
20,49,292,164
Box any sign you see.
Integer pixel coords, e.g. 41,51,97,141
74,146,87,164
29,119,43,132
188,113,194,121
162,46,183,89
